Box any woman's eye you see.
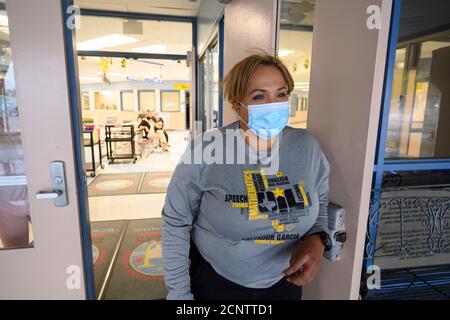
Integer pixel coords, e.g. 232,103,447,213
278,93,287,97
253,95,265,100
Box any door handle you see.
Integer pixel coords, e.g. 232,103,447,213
36,190,62,200
35,161,68,207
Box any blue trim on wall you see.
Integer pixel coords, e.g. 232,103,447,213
365,0,403,270
62,0,96,300
374,0,403,170
218,15,224,128
382,160,450,171
80,8,195,23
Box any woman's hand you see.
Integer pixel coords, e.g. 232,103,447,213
282,234,326,286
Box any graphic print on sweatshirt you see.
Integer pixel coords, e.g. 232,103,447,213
225,169,312,245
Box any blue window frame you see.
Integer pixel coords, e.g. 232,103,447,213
364,0,450,300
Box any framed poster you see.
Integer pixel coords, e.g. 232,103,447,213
161,90,180,112
121,90,135,112
138,90,156,112
81,92,90,111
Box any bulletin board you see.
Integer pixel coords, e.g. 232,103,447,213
138,90,156,112
161,90,180,112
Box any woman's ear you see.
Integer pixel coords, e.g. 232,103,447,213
232,102,241,115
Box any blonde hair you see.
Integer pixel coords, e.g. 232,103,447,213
223,52,294,107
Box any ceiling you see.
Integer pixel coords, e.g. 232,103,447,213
76,15,192,54
78,56,190,85
75,0,201,17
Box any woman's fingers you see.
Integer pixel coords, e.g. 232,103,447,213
286,264,315,286
282,253,309,277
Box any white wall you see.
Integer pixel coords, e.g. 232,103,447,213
303,0,393,299
80,80,188,130
222,0,279,125
197,0,224,56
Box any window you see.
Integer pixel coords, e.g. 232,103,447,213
278,0,315,129
0,4,33,250
385,37,450,159
120,90,134,112
161,90,180,112
138,90,156,112
94,91,117,110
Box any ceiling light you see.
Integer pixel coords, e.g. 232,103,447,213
278,50,294,58
132,44,167,54
77,34,139,51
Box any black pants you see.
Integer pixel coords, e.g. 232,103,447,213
189,240,302,300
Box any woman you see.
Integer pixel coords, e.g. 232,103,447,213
138,112,154,140
162,53,331,300
138,112,169,152
152,113,170,150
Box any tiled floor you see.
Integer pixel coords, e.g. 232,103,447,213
87,130,189,222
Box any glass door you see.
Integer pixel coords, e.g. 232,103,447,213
199,38,220,133
0,0,88,299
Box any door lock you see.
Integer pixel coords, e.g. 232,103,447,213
35,161,68,207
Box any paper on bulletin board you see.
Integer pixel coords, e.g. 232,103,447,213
173,83,191,90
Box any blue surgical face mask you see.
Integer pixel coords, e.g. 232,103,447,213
239,100,290,140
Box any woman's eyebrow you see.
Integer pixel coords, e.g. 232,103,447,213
249,88,266,94
249,87,287,94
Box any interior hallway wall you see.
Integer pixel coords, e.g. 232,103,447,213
303,0,393,299
222,0,279,125
197,0,224,56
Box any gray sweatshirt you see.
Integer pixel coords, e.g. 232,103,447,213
162,121,330,300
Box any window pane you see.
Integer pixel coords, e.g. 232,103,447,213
139,91,155,112
94,91,118,110
278,0,315,129
385,36,450,159
121,91,134,111
161,91,180,112
0,4,33,250
77,16,192,55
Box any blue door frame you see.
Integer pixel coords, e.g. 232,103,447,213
62,0,199,300
366,0,450,269
62,0,96,300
